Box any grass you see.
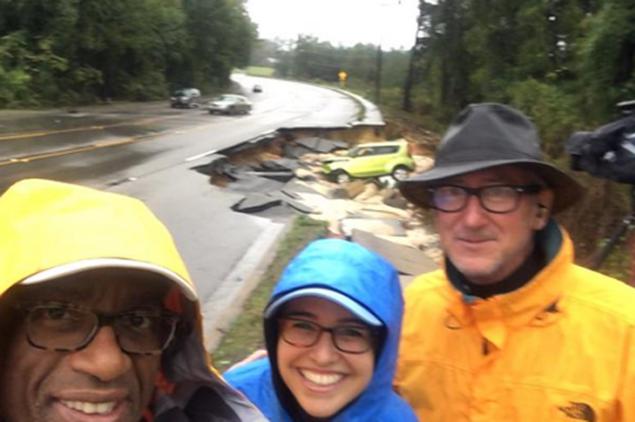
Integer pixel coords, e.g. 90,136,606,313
211,215,328,372
244,66,275,77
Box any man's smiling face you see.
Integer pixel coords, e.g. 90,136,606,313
434,165,551,284
0,269,170,422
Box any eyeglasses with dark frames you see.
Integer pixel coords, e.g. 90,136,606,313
15,302,179,355
278,317,376,354
426,184,542,213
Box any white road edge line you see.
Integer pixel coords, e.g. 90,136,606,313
185,149,218,162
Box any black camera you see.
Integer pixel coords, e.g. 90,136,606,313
566,100,635,184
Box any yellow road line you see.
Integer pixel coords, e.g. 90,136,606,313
0,116,174,142
0,136,138,167
0,116,221,167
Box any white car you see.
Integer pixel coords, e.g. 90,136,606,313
207,94,252,115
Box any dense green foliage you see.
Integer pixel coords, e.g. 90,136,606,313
0,0,256,106
413,0,634,148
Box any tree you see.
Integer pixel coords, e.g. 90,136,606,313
0,0,256,106
577,0,635,119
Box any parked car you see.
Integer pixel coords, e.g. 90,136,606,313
322,139,415,183
207,94,252,115
252,84,263,93
170,88,201,108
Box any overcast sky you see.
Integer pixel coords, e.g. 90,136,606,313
245,0,420,50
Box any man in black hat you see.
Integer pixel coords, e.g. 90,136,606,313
394,103,635,422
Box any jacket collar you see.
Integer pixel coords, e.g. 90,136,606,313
443,220,571,349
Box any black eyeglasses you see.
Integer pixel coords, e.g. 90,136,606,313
15,302,179,355
426,184,542,213
278,317,376,354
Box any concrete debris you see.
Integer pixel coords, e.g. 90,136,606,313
285,200,316,214
381,188,410,209
230,193,282,213
414,155,434,172
281,179,323,195
242,170,295,182
257,158,301,171
328,180,366,199
210,136,442,267
224,173,286,194
295,137,348,153
353,182,380,201
268,192,316,214
348,209,404,221
190,154,230,176
351,229,438,275
340,218,406,237
283,144,314,159
291,193,357,226
297,152,334,167
293,168,317,181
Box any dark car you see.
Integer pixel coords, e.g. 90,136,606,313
170,88,201,108
252,84,263,93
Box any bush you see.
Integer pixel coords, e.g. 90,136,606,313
508,79,584,158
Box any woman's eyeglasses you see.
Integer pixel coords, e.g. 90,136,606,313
278,317,376,354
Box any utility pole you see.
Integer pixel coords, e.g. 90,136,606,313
375,44,383,105
403,1,431,112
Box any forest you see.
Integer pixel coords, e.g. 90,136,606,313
0,0,255,106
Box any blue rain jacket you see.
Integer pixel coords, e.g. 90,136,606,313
224,238,417,421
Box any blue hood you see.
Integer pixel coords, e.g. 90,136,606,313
225,238,416,421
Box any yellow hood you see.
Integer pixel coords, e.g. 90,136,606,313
0,178,265,420
0,178,195,299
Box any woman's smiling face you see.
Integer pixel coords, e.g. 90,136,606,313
276,297,375,418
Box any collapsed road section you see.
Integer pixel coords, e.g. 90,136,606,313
193,122,442,284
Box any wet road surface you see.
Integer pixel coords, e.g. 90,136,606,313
0,76,362,347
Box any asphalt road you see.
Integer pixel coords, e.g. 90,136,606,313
0,75,366,348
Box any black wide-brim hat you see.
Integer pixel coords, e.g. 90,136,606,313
399,103,584,213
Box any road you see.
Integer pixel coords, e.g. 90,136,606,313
0,75,360,190
0,75,367,347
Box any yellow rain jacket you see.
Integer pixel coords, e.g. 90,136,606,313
395,221,635,422
0,179,265,421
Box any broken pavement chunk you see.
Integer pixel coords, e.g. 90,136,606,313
231,193,282,213
351,229,438,276
340,218,406,237
295,137,348,153
257,158,301,171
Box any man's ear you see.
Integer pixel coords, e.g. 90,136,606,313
533,188,554,230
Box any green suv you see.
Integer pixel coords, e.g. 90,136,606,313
322,139,415,183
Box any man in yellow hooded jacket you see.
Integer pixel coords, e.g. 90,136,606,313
0,179,265,422
396,103,635,421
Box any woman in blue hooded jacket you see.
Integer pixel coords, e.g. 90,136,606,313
224,238,417,421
